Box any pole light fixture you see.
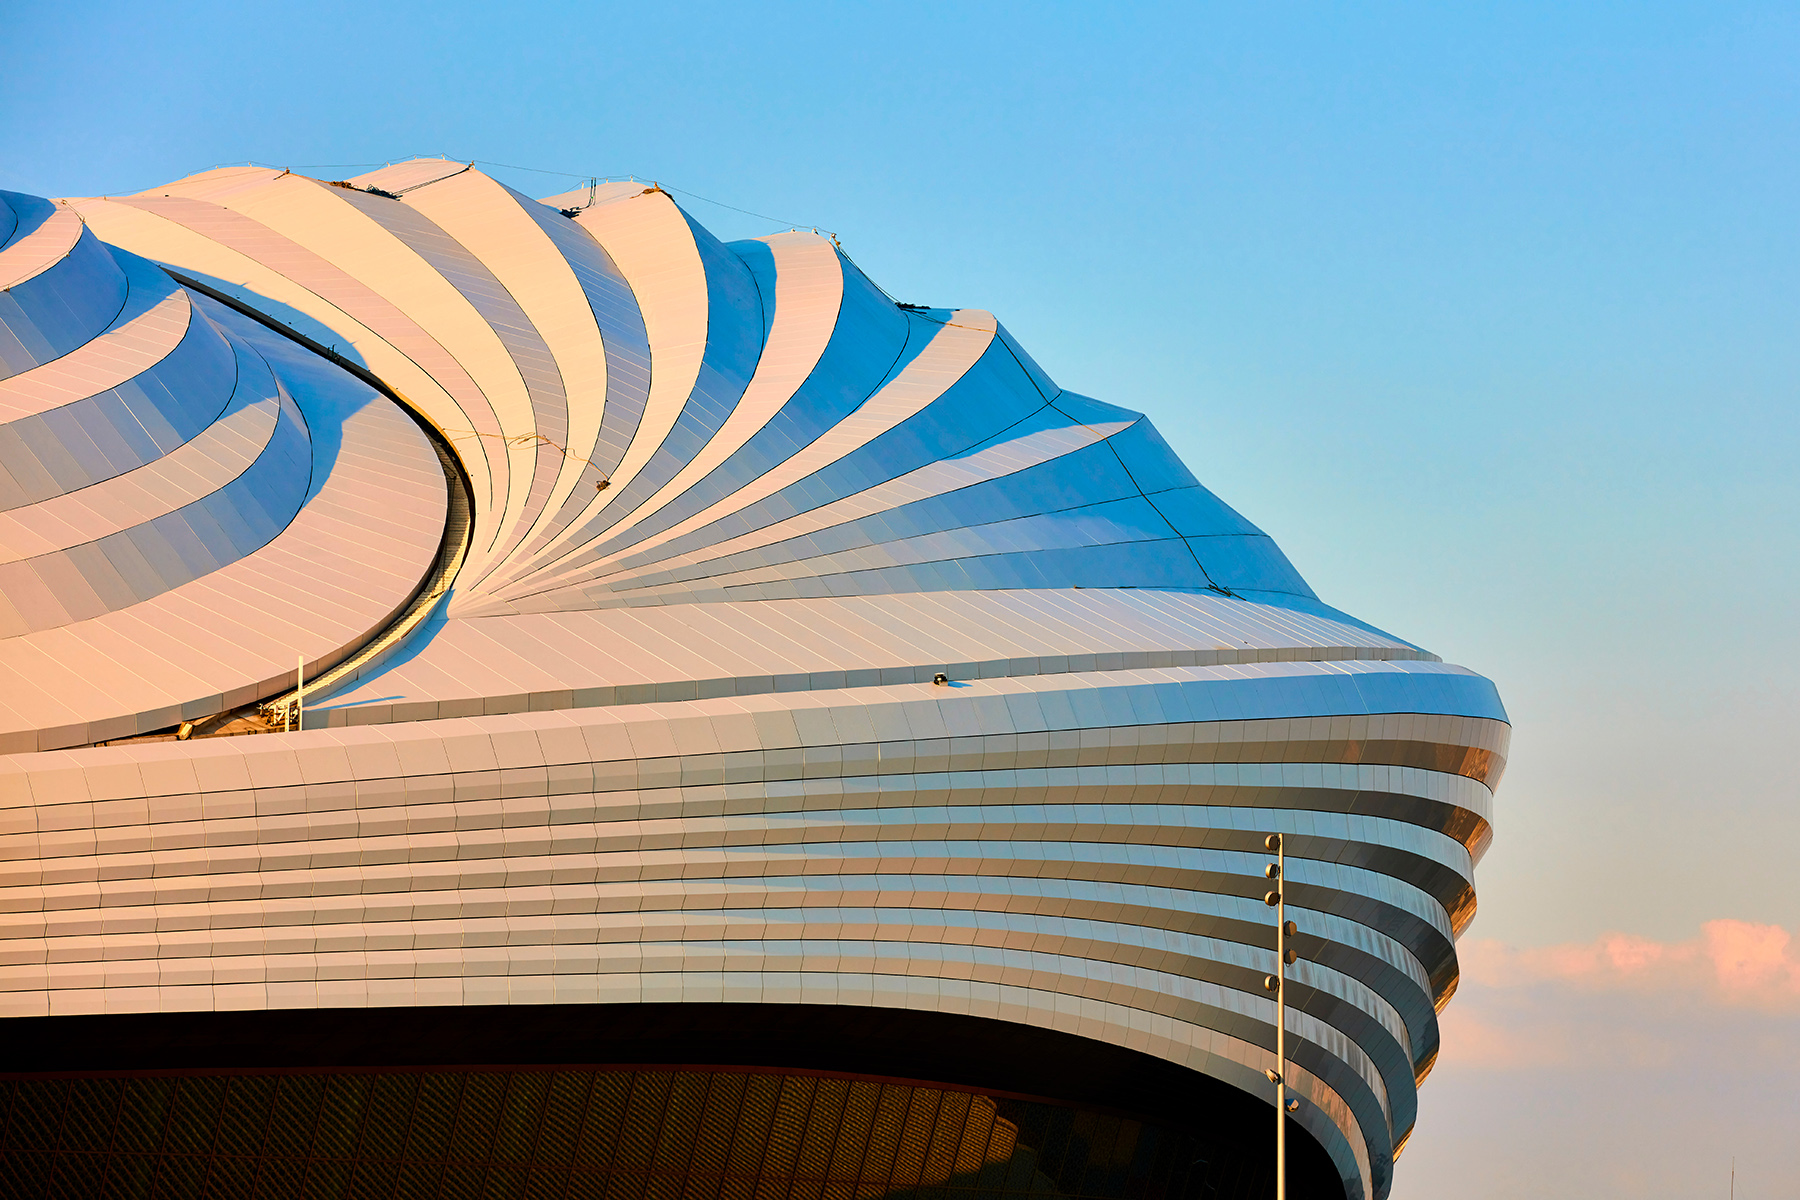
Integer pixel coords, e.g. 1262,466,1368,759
1264,831,1301,1200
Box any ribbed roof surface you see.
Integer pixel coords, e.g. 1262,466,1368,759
0,189,447,751
64,161,1385,728
0,162,1513,1200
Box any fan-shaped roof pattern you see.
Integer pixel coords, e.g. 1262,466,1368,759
0,190,448,752
0,162,1513,1200
64,162,1360,729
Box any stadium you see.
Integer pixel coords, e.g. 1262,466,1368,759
0,162,1507,1199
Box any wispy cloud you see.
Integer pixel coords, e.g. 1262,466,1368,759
1458,919,1800,1012
1393,922,1800,1199
1439,920,1800,1073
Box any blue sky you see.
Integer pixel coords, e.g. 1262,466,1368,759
5,3,1797,1193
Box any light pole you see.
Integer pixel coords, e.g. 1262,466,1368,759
1263,832,1300,1200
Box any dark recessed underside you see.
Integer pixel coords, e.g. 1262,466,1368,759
1,1004,1343,1200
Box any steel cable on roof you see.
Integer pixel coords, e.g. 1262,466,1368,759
441,428,613,491
191,158,984,336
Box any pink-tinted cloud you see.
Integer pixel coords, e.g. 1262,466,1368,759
1703,919,1800,993
1434,920,1800,1075
1398,923,1800,1200
1456,919,1800,1012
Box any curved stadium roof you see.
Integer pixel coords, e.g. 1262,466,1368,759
0,162,1509,1200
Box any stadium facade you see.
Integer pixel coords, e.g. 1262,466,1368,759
0,162,1508,1200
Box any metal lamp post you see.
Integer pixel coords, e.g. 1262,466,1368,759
1263,832,1300,1200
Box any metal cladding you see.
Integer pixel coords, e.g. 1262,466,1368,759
0,161,1510,1200
0,188,446,752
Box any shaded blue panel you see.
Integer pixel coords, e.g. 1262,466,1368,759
1181,530,1315,598
499,182,653,539
498,210,766,580
610,493,1198,598
795,331,1053,503
1133,662,1513,725
1043,389,1141,427
0,219,130,380
737,239,779,345
0,191,59,259
323,183,571,555
1344,666,1508,723
0,192,25,251
632,329,1052,570
1143,482,1264,538
1054,397,1320,599
596,408,1143,587
0,303,239,510
877,437,1155,536
573,246,916,565
1091,413,1205,495
993,320,1060,401
614,538,1211,605
0,348,311,630
535,209,766,554
325,185,569,442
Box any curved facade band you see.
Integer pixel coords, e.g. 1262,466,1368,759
0,161,1509,1200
